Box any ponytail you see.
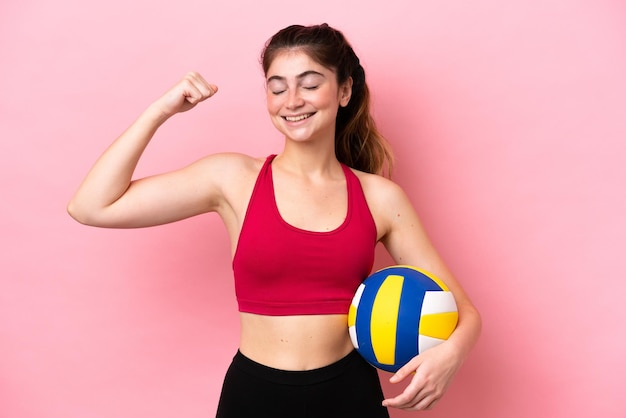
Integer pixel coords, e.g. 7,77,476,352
335,56,393,177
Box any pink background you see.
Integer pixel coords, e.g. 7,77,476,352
1,0,625,417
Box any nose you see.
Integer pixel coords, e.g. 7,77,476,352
285,88,304,110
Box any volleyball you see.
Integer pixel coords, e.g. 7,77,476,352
348,265,458,372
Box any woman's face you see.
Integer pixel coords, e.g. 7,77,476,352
265,49,352,144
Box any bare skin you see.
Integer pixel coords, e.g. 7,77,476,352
68,51,481,411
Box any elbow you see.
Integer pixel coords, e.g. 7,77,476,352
66,199,97,226
466,301,482,324
473,306,483,335
468,304,483,339
66,199,86,224
67,199,124,228
459,301,482,336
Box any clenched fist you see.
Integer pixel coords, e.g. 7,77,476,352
155,72,218,118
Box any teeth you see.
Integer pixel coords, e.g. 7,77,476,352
284,114,312,122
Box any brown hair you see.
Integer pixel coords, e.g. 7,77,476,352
261,24,394,177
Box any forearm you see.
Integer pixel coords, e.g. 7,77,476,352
67,104,169,224
446,301,482,363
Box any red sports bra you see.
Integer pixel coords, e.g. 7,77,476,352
232,155,377,315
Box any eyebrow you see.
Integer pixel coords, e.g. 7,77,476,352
267,70,326,83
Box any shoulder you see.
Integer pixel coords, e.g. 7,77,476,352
351,169,409,207
350,169,415,238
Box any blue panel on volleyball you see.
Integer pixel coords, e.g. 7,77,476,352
394,274,424,369
353,270,385,368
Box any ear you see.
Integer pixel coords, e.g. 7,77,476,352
339,77,353,107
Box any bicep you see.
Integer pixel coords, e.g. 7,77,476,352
378,188,442,272
89,155,226,228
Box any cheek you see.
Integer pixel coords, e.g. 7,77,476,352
315,86,341,108
314,94,340,114
266,94,280,114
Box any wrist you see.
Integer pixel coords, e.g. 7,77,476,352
143,102,174,126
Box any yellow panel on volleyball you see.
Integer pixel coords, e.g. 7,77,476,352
370,274,404,366
348,305,357,327
419,291,458,339
419,312,458,339
348,283,365,328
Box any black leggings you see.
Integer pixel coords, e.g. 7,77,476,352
216,350,390,418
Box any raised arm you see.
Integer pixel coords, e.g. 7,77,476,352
67,72,220,228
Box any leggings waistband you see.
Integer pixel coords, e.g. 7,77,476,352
231,350,365,386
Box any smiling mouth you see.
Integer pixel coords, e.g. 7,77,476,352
283,113,315,122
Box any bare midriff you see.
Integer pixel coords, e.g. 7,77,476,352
238,312,355,371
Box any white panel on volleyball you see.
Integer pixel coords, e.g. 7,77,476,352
418,335,445,353
352,283,365,306
348,326,359,349
420,291,457,315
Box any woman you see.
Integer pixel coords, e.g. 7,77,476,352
68,24,481,417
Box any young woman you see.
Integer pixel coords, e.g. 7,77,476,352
68,24,481,417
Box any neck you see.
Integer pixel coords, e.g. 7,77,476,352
276,139,341,178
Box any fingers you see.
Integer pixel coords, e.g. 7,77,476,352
156,71,219,117
389,360,417,384
382,357,444,411
180,71,218,106
185,71,218,98
382,381,439,411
